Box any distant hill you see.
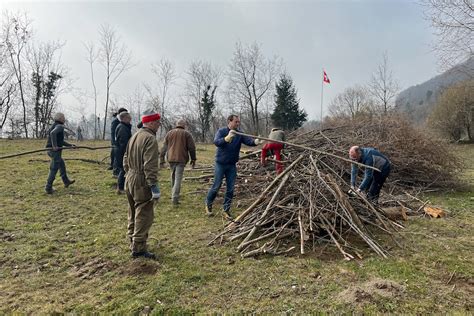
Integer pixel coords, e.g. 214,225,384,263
395,56,474,123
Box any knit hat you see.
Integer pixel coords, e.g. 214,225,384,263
142,112,161,123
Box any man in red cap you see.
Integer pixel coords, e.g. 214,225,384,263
123,110,161,259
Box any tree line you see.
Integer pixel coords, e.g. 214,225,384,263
0,11,307,141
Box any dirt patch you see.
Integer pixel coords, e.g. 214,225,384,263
70,257,117,280
124,260,160,276
337,278,406,305
0,229,15,241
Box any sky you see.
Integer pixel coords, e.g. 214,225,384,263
1,0,439,121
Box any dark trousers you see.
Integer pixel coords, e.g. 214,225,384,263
206,162,237,212
367,165,391,202
110,146,117,174
115,150,125,190
45,151,69,189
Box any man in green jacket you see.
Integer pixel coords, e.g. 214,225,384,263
123,111,161,259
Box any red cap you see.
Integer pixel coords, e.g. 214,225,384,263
141,113,161,123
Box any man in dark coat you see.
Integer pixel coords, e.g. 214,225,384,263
45,112,76,194
115,112,133,194
205,114,261,220
110,107,128,175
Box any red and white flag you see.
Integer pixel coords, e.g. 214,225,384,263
323,70,330,84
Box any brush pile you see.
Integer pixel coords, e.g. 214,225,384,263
206,116,462,259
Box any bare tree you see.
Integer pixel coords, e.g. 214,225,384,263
149,58,177,136
2,11,33,137
329,85,374,119
368,52,400,114
227,41,281,134
84,41,100,139
26,40,67,138
98,24,133,139
421,0,474,71
124,86,146,130
428,80,474,141
184,60,222,140
0,39,17,137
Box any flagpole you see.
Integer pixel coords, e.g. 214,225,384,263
320,68,324,128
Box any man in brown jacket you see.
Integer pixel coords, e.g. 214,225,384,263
160,119,197,205
123,111,161,259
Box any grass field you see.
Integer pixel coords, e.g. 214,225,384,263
0,139,473,313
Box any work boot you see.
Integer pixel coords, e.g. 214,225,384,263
64,179,75,188
117,189,125,195
45,187,54,194
172,198,180,205
205,204,213,217
107,166,113,170
222,209,234,221
132,251,157,260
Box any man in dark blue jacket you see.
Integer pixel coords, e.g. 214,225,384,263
110,107,128,175
115,111,133,194
349,146,391,204
205,115,261,220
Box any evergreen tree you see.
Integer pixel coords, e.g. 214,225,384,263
271,74,307,131
198,85,217,141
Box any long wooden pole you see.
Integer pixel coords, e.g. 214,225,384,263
233,130,380,172
0,146,113,160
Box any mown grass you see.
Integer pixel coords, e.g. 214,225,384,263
0,139,472,313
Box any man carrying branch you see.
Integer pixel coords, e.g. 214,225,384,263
205,115,261,220
44,112,76,194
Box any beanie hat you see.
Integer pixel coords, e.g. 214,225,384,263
118,107,128,114
142,112,161,123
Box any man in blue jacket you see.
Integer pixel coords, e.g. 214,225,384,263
205,115,261,220
349,146,391,204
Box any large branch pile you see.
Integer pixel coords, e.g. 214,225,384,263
207,116,462,259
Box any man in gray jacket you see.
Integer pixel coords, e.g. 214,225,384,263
160,119,197,205
44,112,76,194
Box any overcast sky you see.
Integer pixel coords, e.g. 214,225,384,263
1,0,438,121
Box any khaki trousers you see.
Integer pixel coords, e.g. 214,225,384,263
125,172,155,253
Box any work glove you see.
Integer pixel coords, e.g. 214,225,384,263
224,130,236,143
150,184,161,200
348,185,356,196
190,160,196,168
254,138,262,145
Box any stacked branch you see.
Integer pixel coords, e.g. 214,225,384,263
209,115,461,258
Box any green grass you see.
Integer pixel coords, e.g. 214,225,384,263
0,140,473,313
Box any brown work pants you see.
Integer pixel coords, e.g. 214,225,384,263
125,172,154,253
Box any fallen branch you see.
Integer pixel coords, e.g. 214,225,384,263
0,146,113,160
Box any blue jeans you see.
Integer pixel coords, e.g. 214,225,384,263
206,162,237,212
45,151,69,189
